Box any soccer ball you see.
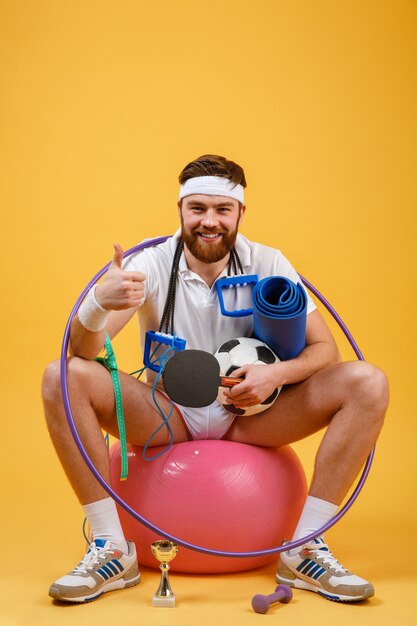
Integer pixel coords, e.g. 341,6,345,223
214,337,282,416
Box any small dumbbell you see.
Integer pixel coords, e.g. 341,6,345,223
251,584,293,614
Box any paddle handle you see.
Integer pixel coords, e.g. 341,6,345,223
219,377,244,387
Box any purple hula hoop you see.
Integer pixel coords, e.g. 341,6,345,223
60,235,375,557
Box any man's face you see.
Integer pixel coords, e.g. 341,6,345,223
179,194,245,264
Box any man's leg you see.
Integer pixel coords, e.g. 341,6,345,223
226,360,389,602
42,356,189,504
42,356,189,602
226,360,388,503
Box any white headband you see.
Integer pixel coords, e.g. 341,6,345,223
179,175,244,204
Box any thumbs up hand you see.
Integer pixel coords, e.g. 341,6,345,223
110,241,124,270
95,243,146,311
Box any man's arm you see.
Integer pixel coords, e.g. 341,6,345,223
270,308,341,387
69,308,138,360
69,243,146,360
224,309,341,407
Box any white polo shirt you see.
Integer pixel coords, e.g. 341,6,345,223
124,229,316,360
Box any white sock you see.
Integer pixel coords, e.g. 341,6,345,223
83,497,128,553
289,495,338,556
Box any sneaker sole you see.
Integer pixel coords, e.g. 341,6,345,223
49,572,141,603
276,573,373,603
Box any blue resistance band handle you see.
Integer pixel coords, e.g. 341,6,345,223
215,274,259,317
143,331,186,372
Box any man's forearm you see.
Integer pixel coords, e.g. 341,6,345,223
274,341,341,387
69,316,107,360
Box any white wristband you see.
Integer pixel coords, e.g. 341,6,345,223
78,285,110,332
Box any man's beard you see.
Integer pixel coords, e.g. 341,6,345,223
180,211,240,264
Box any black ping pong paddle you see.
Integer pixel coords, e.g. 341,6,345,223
162,349,243,407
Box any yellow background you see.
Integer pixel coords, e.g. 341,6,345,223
1,1,416,624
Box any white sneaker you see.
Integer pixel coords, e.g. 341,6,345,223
49,539,140,603
276,538,374,602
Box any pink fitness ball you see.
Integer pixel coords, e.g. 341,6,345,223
109,440,307,574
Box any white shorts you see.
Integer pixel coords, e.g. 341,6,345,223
168,397,237,440
177,400,237,440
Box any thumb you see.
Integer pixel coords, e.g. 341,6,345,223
111,242,124,269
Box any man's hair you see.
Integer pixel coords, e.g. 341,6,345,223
178,154,247,188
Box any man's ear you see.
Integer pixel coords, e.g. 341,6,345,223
238,204,246,226
177,200,182,219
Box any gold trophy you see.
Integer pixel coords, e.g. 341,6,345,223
151,540,179,607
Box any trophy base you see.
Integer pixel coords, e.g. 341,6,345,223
152,593,176,608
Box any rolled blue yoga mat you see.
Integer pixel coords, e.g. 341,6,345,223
252,276,307,361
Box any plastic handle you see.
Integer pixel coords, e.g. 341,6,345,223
219,376,243,387
143,331,186,373
215,274,259,317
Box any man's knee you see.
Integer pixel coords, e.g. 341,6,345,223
42,356,96,409
342,361,389,423
42,359,62,408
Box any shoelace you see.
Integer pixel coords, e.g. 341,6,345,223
304,542,348,574
73,543,114,574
